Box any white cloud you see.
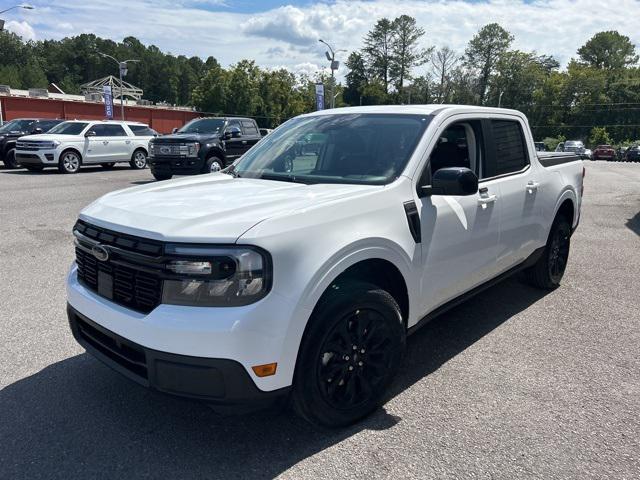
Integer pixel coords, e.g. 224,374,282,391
14,0,640,79
5,20,37,41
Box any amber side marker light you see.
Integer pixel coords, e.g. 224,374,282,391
252,363,278,377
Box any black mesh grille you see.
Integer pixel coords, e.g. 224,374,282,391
75,221,163,313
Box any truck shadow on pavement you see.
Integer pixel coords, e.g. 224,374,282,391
0,277,549,479
626,211,640,236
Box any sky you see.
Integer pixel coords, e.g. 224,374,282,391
2,0,640,79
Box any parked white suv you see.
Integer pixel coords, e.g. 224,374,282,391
66,106,584,427
15,120,156,173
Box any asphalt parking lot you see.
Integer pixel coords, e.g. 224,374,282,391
1,162,639,479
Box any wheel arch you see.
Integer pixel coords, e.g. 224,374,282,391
59,147,83,162
132,146,148,157
552,189,577,229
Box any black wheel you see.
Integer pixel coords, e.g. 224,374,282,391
525,215,571,289
204,156,224,173
58,150,81,174
25,165,44,172
3,148,17,169
292,281,405,428
101,162,116,169
151,170,172,181
130,149,147,169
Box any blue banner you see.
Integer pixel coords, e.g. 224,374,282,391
103,85,114,119
315,83,324,111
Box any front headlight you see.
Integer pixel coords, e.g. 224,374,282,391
161,245,272,307
187,142,200,156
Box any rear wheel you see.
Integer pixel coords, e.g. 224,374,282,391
525,215,571,289
58,151,81,174
130,149,147,169
101,162,115,169
292,281,406,428
3,148,17,169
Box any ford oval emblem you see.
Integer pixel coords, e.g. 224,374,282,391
91,244,110,262
160,146,170,154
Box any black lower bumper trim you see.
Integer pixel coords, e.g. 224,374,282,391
67,304,289,407
16,154,48,166
148,156,204,175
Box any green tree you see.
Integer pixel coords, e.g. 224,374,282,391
589,127,612,146
431,46,458,103
389,15,430,98
363,18,395,94
343,51,368,106
578,31,638,70
464,23,514,104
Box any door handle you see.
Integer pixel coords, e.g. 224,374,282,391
526,181,539,194
103,141,109,145
125,140,131,144
478,194,497,209
241,140,247,144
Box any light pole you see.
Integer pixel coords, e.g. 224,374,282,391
498,90,505,108
0,4,34,15
98,52,140,120
318,39,345,109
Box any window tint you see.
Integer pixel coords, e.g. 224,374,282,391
241,120,259,135
128,124,156,136
227,120,241,130
48,122,88,135
490,120,528,176
37,120,62,131
102,124,127,136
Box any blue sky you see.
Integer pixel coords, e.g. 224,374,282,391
2,0,639,79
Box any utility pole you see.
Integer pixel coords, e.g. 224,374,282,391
97,52,140,120
318,39,346,109
498,90,505,108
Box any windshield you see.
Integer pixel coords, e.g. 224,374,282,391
0,119,35,133
178,118,225,134
47,122,89,135
233,114,432,185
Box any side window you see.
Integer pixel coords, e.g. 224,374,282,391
102,124,127,137
227,120,241,131
89,124,108,136
241,120,259,136
424,120,484,182
128,124,155,136
489,120,529,176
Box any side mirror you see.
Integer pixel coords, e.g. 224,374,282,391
84,130,96,137
421,167,478,196
225,126,242,139
31,128,43,134
172,127,178,134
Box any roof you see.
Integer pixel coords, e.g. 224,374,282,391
304,104,524,117
59,119,147,125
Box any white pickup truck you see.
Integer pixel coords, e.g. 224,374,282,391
15,120,155,173
66,105,584,427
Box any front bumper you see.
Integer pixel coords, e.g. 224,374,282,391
15,149,58,167
68,304,289,407
148,155,205,175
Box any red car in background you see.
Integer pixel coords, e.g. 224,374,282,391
593,144,616,160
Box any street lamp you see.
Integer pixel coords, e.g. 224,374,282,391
0,4,34,15
318,39,346,109
97,52,140,120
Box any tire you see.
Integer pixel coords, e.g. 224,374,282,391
25,165,44,172
58,150,81,174
151,170,172,181
524,214,571,290
292,281,406,428
3,148,17,169
101,163,116,169
204,155,224,173
130,149,147,169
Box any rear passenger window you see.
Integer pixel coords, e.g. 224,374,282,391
102,125,127,137
241,120,259,135
128,124,156,136
490,120,528,176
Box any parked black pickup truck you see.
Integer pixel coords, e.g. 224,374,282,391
0,118,63,168
148,117,262,180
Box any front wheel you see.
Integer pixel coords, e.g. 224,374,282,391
3,148,17,169
292,281,406,428
205,156,224,173
151,170,172,181
130,150,147,169
58,151,81,174
524,215,571,289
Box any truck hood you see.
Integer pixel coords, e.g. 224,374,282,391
80,173,377,243
153,133,219,143
22,133,82,141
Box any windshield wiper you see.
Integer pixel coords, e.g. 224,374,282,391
222,164,241,178
258,173,310,184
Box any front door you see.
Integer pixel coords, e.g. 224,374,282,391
416,118,501,314
84,124,110,163
224,120,246,161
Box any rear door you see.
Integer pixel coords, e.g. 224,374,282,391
101,124,130,161
484,118,546,272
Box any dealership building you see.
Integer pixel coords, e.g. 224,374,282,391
0,77,199,133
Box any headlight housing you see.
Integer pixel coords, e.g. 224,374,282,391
161,245,272,307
